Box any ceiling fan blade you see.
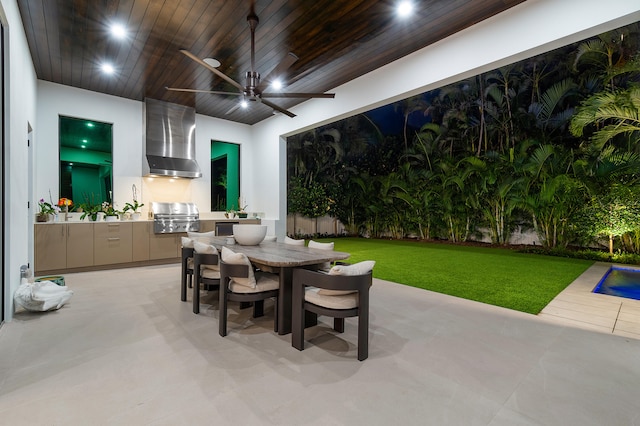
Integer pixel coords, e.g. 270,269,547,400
180,49,244,92
165,87,242,96
260,98,296,118
257,52,299,92
225,103,242,115
261,92,335,99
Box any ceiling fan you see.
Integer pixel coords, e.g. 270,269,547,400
166,5,335,118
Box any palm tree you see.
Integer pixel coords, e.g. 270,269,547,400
570,86,640,152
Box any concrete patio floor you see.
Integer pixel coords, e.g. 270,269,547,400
1,263,639,425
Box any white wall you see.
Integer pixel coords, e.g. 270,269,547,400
250,0,640,236
36,81,252,216
1,0,38,321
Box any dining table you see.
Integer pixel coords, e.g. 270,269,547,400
201,236,350,335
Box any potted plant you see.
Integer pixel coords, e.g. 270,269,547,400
237,197,248,218
102,202,120,222
123,200,145,220
79,203,101,221
57,197,73,221
37,198,54,222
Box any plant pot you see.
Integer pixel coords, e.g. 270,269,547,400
96,212,105,221
105,215,118,222
132,212,142,220
237,213,248,218
36,213,48,222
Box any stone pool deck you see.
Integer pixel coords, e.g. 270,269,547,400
539,262,640,339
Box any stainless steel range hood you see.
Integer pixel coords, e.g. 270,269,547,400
143,98,202,178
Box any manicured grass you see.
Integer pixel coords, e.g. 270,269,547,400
317,238,594,314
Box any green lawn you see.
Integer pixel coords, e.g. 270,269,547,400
318,238,594,314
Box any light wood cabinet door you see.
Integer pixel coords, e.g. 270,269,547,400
149,231,179,259
66,223,94,268
94,223,133,265
35,224,67,272
132,222,150,261
199,220,215,233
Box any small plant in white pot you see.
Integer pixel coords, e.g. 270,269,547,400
123,200,144,220
123,184,144,220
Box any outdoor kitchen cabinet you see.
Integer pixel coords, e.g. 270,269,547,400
94,223,133,265
35,224,67,272
132,222,150,261
149,227,180,259
35,223,94,272
66,223,95,269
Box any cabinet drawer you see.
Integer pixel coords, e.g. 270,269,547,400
94,223,133,265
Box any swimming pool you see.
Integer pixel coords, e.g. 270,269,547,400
593,266,640,301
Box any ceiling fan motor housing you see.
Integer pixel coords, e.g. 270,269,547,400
245,71,261,97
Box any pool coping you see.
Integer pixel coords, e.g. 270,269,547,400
538,262,640,339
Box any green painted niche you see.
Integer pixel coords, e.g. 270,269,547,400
59,116,113,207
211,141,240,211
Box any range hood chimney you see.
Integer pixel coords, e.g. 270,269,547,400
143,98,202,178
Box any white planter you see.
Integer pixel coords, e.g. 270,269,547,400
105,215,118,222
132,212,142,221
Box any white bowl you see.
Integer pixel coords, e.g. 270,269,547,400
232,224,267,245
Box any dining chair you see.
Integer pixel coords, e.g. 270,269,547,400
192,241,221,314
181,233,216,295
307,239,334,271
284,236,305,246
219,246,279,336
291,261,375,361
180,238,195,302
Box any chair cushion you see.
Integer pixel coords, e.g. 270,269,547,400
317,260,376,296
221,246,256,289
201,268,221,279
181,237,194,248
193,241,220,271
229,272,279,293
308,240,334,271
187,231,215,245
188,230,216,239
284,236,305,246
305,288,358,309
308,240,334,250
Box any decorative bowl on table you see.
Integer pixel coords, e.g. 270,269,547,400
232,224,267,245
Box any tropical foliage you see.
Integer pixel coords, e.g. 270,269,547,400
287,22,640,254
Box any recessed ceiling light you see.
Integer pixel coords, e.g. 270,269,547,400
240,100,248,109
203,58,221,68
397,1,414,18
82,139,88,143
271,79,283,90
86,122,94,128
81,145,86,149
101,63,115,74
110,23,127,40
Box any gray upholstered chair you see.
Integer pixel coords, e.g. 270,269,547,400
192,242,221,314
219,247,279,336
291,261,374,361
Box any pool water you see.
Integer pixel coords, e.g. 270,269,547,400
593,267,640,301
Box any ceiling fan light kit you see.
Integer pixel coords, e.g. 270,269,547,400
168,5,334,118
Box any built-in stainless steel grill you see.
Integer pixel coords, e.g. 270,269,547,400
151,202,200,234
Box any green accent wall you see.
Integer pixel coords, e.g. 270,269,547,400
211,141,240,211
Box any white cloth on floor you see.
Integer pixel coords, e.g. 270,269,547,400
14,279,73,312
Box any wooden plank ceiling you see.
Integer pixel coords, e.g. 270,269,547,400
17,0,525,125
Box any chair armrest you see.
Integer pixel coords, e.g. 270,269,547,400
293,268,371,292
